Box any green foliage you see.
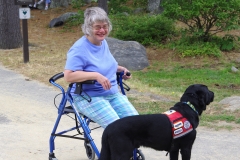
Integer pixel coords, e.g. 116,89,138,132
167,28,240,56
179,42,221,57
110,14,176,46
168,37,222,57
218,35,239,51
108,0,131,14
71,0,85,8
162,0,240,42
132,0,148,7
66,0,240,57
108,0,148,13
63,10,84,29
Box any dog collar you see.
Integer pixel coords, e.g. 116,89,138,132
183,102,198,115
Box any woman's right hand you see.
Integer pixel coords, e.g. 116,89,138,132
96,73,111,90
96,74,112,90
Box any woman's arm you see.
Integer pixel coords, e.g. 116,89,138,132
64,70,99,83
64,69,112,90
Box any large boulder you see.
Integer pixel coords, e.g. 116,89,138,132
106,37,149,71
49,12,78,28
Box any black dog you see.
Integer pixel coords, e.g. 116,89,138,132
99,84,214,160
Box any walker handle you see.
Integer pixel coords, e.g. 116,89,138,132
49,72,95,84
49,72,64,83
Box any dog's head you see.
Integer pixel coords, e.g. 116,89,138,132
180,84,214,115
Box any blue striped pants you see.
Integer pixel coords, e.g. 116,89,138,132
72,92,138,128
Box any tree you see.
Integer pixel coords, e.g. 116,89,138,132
162,0,240,42
0,0,22,49
98,0,108,14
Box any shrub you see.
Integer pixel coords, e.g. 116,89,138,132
217,35,240,51
132,0,148,7
162,0,240,42
110,14,176,46
168,35,222,57
108,0,131,14
71,0,85,9
63,10,84,30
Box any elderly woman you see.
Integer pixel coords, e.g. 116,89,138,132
64,7,138,128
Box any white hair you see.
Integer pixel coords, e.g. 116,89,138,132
81,7,112,36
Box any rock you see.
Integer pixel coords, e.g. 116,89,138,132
49,18,64,28
106,37,149,71
219,96,240,111
49,12,79,28
231,66,238,72
58,12,78,23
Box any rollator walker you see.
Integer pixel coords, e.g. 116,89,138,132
48,71,145,160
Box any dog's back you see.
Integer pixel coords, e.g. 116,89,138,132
100,114,172,160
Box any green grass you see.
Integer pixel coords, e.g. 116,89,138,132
202,114,236,122
132,66,240,102
126,61,240,130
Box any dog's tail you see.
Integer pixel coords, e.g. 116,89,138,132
99,130,111,160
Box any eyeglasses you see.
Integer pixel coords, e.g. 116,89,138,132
92,25,109,30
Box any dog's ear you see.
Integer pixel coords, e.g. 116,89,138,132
196,85,214,110
196,90,207,110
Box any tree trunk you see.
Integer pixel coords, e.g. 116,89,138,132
50,0,70,8
0,0,22,49
98,0,108,14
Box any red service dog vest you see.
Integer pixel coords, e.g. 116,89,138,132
164,110,193,139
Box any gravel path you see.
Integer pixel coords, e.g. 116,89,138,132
1,65,240,160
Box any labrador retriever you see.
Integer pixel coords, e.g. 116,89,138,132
99,84,214,160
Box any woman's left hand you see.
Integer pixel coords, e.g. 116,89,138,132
118,66,131,80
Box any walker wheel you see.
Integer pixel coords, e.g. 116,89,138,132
136,149,145,160
131,149,145,160
84,142,96,160
49,153,58,160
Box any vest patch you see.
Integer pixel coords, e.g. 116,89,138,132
164,110,193,139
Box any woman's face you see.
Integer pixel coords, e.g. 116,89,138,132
88,21,109,46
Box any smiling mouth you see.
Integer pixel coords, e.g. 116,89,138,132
97,33,105,37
